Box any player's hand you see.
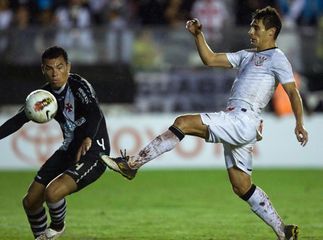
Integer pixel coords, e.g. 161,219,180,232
295,125,308,146
76,137,92,161
186,18,202,36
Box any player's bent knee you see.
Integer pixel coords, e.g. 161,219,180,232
173,115,194,133
173,116,186,129
22,195,31,210
173,115,206,138
45,189,61,203
231,186,242,196
22,194,41,211
231,185,249,197
45,175,76,203
45,185,64,203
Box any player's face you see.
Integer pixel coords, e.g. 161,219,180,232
248,19,274,50
42,56,71,90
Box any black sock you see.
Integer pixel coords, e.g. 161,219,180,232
169,125,185,141
240,184,257,201
26,207,47,238
47,199,66,231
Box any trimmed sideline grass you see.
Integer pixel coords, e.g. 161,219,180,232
0,169,322,240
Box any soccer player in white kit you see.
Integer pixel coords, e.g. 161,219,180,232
101,6,308,240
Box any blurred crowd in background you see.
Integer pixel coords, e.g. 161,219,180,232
0,0,322,114
1,0,322,29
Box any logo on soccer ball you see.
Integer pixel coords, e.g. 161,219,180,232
33,97,55,112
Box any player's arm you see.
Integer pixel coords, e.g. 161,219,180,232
83,98,103,140
76,102,103,161
0,108,29,140
75,85,103,161
186,18,232,68
282,82,308,146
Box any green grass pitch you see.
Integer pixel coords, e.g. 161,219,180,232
0,169,322,240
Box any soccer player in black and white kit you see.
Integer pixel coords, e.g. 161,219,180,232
0,46,110,239
101,7,308,240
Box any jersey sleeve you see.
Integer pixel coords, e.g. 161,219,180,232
77,79,103,140
0,107,30,140
226,50,246,68
272,51,295,84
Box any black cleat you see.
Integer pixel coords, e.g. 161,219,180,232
284,224,299,240
100,150,137,180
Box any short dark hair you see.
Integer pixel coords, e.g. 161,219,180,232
41,46,69,63
252,6,282,39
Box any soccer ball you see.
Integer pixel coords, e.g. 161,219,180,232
24,89,58,123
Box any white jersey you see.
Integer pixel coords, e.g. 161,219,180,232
226,48,294,114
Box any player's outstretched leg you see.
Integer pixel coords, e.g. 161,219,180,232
101,126,184,180
100,150,137,180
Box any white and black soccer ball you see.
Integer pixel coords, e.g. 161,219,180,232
24,89,58,123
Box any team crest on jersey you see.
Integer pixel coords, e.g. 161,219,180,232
65,102,73,112
254,55,267,66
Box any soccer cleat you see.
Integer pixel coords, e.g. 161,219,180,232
35,224,65,240
284,224,299,240
100,150,137,180
35,234,46,240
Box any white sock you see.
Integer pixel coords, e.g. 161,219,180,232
247,186,285,238
128,130,180,169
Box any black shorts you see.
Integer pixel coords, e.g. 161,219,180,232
35,149,107,191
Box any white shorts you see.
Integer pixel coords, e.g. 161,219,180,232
200,107,260,175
